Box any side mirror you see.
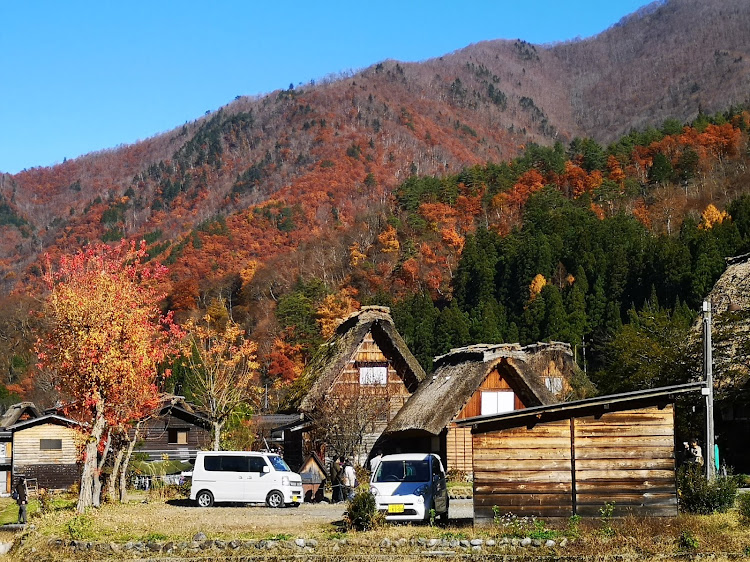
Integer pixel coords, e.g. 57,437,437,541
263,465,270,473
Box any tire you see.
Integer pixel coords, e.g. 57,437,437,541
196,490,214,507
266,490,284,508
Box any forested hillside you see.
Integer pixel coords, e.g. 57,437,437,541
0,0,749,409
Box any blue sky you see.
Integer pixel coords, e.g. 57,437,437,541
1,1,650,174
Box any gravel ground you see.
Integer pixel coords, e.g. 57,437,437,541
82,498,474,538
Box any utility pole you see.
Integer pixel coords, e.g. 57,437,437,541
702,300,715,479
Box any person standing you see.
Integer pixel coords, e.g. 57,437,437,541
689,438,704,466
343,459,357,500
14,476,28,524
329,456,343,503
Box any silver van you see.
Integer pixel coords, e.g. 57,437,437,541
190,451,303,508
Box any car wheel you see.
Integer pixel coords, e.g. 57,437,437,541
196,490,214,507
266,490,284,508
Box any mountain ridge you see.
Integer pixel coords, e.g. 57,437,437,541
0,0,748,294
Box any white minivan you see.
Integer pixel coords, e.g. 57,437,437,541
190,451,303,508
370,453,449,522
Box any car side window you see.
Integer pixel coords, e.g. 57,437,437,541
221,455,249,472
431,457,440,476
248,456,268,473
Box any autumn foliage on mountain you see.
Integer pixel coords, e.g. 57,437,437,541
0,0,749,407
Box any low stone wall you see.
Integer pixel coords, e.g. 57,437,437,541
39,532,569,558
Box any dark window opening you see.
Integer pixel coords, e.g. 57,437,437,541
40,439,62,450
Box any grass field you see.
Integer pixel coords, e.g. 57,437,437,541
1,487,750,560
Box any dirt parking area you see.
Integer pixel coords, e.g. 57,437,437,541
83,498,473,538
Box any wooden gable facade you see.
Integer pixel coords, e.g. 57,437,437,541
327,331,414,427
456,383,702,523
447,363,529,475
295,306,426,467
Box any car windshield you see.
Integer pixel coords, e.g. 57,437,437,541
374,460,430,483
267,455,291,472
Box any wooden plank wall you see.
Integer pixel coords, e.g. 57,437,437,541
13,424,78,466
446,426,472,475
473,419,573,524
13,424,80,490
574,405,677,517
131,413,211,461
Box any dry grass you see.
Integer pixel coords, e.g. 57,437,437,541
4,492,750,559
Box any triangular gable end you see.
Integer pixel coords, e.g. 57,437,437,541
453,360,531,422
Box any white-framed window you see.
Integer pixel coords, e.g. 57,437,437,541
359,365,388,385
545,376,563,394
480,391,515,415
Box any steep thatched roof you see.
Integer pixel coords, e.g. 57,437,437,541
695,253,750,397
385,342,581,436
292,306,426,413
0,402,41,429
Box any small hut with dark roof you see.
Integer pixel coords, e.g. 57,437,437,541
287,306,426,467
382,342,591,476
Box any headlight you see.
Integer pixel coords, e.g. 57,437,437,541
370,486,379,496
282,476,290,486
414,485,429,497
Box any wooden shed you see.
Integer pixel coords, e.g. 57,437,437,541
382,343,588,476
289,306,426,465
298,452,328,503
10,414,81,490
456,382,703,523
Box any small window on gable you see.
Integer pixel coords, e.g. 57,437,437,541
480,391,515,416
358,363,388,385
545,376,563,395
40,439,62,450
168,429,189,445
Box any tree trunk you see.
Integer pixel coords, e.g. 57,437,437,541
119,421,142,503
107,445,125,503
212,420,223,451
92,430,111,507
77,402,106,513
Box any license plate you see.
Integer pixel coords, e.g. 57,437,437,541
387,504,405,513
292,496,299,502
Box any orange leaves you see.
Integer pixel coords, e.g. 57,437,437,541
529,273,547,301
606,155,626,183
181,300,260,446
378,225,400,253
699,203,729,229
316,288,360,339
268,337,305,382
561,161,603,198
37,240,177,430
348,242,367,267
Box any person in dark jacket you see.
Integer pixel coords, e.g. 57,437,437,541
329,456,343,503
14,476,28,524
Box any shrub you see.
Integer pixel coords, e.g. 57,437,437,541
599,502,616,537
737,491,750,523
344,489,383,531
67,513,95,540
679,530,699,551
677,464,738,514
